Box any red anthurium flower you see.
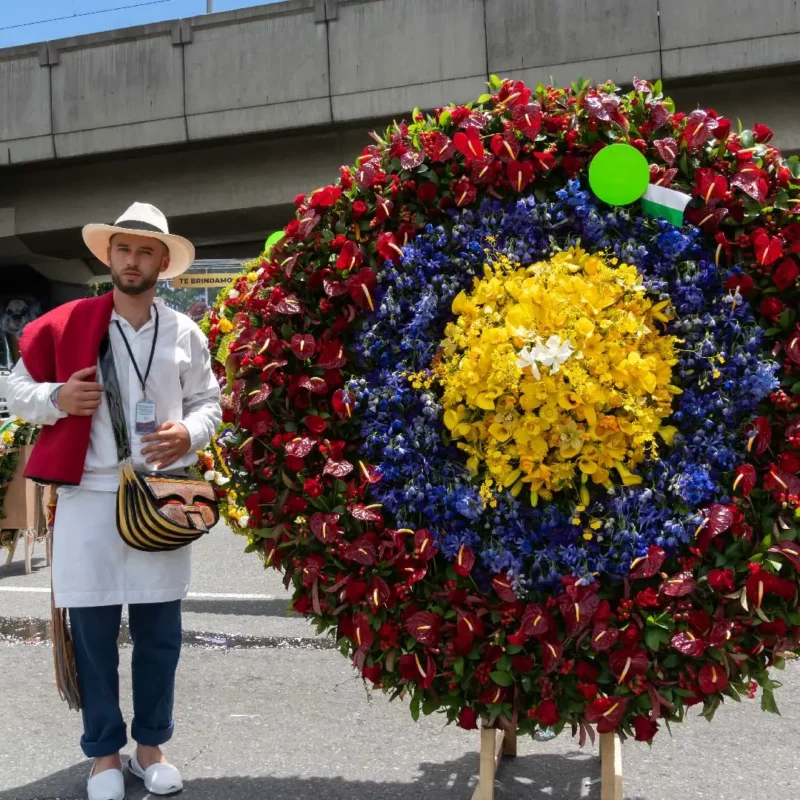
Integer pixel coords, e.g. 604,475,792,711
310,512,344,545
332,389,353,419
660,571,696,598
512,655,534,673
301,553,325,587
687,611,712,635
609,648,648,684
519,603,551,638
366,578,389,614
478,685,512,705
376,231,403,261
536,699,560,726
724,273,754,297
507,160,534,192
399,652,435,689
671,630,706,657
285,435,316,458
417,181,438,204
698,663,729,694
590,622,619,653
344,536,377,566
773,259,800,291
533,151,557,172
453,128,485,161
578,682,598,701
654,137,678,166
471,155,499,184
457,707,478,730
745,416,772,455
452,178,478,207
420,131,455,162
707,620,734,649
635,587,660,608
707,568,735,593
336,240,363,272
373,194,393,223
455,544,475,576
490,132,520,163
732,166,767,203
558,589,599,636
753,233,784,267
290,334,316,360
541,641,563,673
309,185,342,208
585,696,628,733
680,109,718,149
304,415,327,435
633,715,659,742
630,544,666,579
511,102,542,138
414,528,438,561
760,296,784,321
362,663,381,685
346,268,378,312
779,452,800,473
732,464,756,496
492,575,517,602
768,540,800,573
694,170,727,205
745,567,796,606
344,579,368,604
405,611,442,645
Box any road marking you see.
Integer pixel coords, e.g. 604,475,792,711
0,587,279,601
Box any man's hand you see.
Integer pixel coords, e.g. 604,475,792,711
57,366,104,417
141,421,192,469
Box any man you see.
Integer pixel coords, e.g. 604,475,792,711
7,202,222,800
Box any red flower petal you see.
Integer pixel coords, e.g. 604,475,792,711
405,611,443,646
670,631,707,658
454,545,475,576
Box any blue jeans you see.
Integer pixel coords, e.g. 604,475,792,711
69,600,182,758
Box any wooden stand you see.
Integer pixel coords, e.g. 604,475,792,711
472,724,622,800
1,445,51,575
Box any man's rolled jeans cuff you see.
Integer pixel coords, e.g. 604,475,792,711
132,721,175,747
81,727,128,759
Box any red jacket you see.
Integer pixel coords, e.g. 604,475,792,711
19,292,115,485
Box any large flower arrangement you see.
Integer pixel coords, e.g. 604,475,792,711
207,76,800,742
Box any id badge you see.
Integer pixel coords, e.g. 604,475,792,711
135,399,158,434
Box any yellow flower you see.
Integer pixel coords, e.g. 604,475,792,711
431,247,678,502
218,317,234,334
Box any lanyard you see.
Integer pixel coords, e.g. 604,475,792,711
113,305,159,399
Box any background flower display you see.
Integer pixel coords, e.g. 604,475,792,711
207,76,800,742
0,418,40,546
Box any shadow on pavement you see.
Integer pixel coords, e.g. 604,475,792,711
0,556,47,580
182,596,293,617
0,749,646,800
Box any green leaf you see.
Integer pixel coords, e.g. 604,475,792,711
490,671,515,687
740,129,755,148
454,657,464,677
761,688,781,715
495,655,512,672
787,155,800,180
438,109,451,128
410,693,421,722
422,698,439,716
477,93,492,104
488,74,502,91
644,626,667,651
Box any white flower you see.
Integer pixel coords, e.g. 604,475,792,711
216,475,231,487
516,346,541,380
228,289,240,300
516,335,575,379
204,469,217,482
237,515,250,529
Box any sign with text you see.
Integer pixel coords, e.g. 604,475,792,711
171,272,237,289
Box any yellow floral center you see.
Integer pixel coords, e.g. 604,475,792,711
432,248,681,506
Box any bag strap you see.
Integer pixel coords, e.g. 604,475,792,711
99,333,132,463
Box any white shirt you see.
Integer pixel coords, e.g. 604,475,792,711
7,298,222,491
6,298,222,608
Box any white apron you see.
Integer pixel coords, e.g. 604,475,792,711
52,486,191,609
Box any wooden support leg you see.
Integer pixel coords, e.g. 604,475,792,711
4,530,20,566
24,528,34,575
600,733,623,800
502,725,517,758
472,725,505,800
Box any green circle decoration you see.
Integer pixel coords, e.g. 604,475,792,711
588,143,650,206
265,231,285,252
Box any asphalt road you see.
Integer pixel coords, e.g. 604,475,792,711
1,525,799,800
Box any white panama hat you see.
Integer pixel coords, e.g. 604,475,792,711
82,202,195,281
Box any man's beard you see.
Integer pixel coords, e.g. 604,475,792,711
111,271,159,295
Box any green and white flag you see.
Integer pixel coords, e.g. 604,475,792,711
640,184,691,227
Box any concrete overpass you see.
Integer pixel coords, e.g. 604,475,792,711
0,0,799,298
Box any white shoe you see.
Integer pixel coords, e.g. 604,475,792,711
129,753,183,795
87,765,125,800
